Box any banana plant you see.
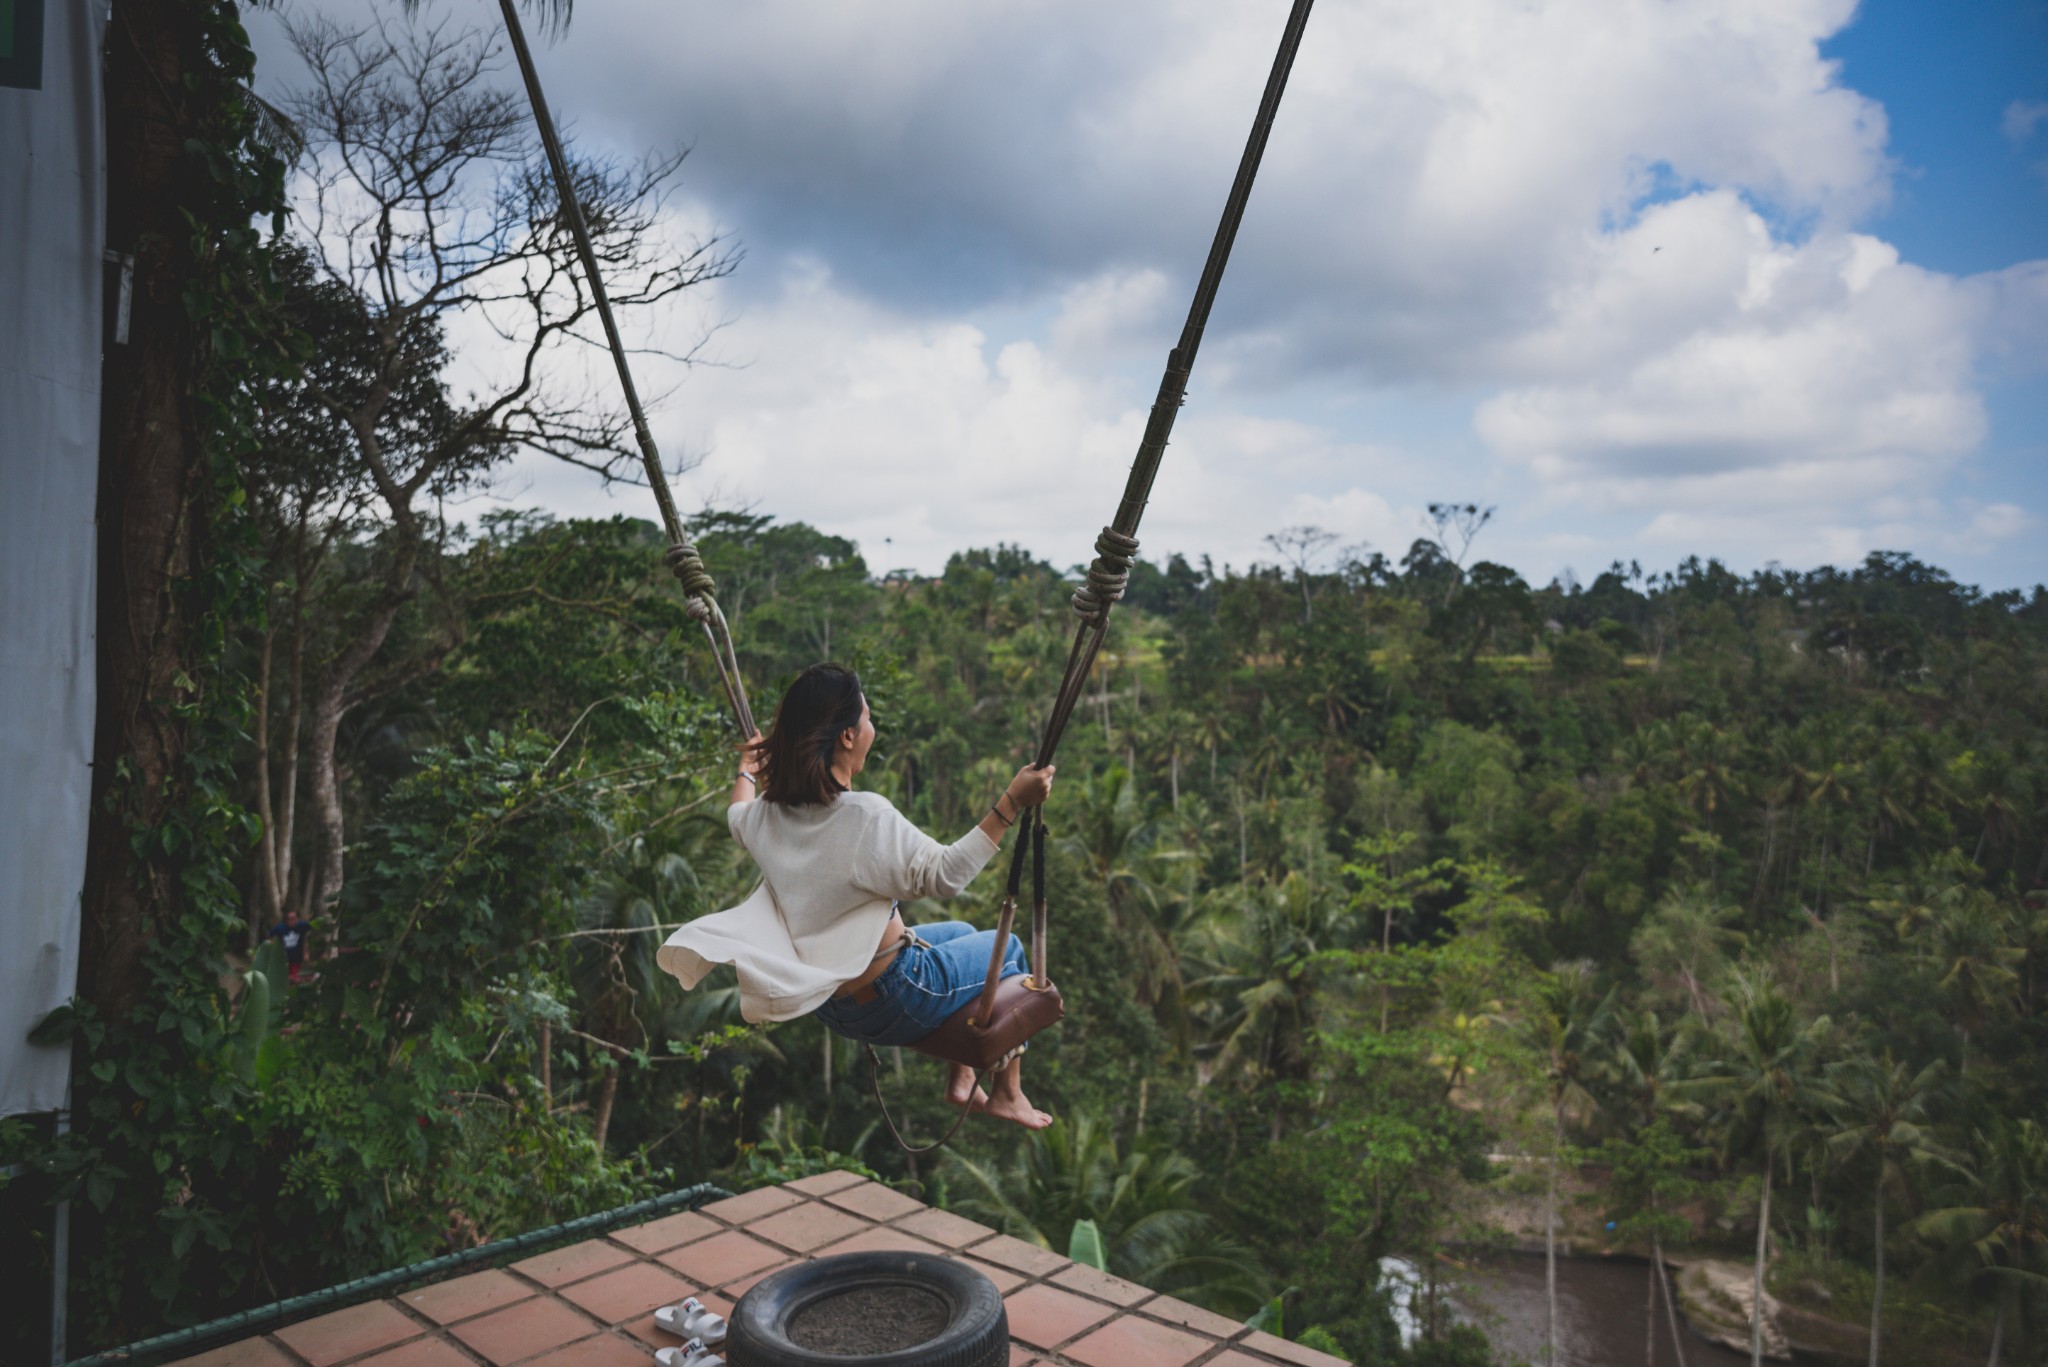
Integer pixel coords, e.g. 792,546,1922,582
230,941,289,1088
1067,1218,1108,1271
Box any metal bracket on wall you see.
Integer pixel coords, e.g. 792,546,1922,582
101,250,134,346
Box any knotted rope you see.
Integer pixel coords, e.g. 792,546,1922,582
994,0,1317,1015
1071,527,1139,626
663,539,755,737
663,542,718,623
499,0,754,739
1029,0,1314,777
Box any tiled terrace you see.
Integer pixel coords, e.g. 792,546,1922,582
168,1172,1348,1367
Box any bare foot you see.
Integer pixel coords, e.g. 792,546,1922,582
944,1067,990,1110
982,1085,1053,1130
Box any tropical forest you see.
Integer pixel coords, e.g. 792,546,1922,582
5,6,2046,1367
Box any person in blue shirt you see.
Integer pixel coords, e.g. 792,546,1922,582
267,908,311,983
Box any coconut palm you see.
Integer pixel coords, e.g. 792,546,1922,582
1600,1009,1698,1367
1825,1052,1952,1367
1905,885,2023,1075
1911,1118,2048,1367
1060,765,1189,1008
1602,1008,1694,1134
1185,872,1348,1100
1515,961,1616,1367
943,1113,1270,1314
1674,716,1744,834
1860,742,1919,874
573,837,697,1149
1689,969,1833,1367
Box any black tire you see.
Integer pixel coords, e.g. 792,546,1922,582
726,1251,1008,1367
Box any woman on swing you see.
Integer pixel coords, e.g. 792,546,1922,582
658,664,1056,1130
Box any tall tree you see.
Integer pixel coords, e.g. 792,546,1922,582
1911,1119,2048,1367
276,10,735,932
81,0,290,1021
1516,960,1615,1367
1693,970,1833,1367
1825,1053,1951,1367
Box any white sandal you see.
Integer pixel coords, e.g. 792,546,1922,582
653,1297,727,1344
653,1340,722,1367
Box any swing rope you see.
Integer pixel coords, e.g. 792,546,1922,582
497,0,755,740
497,0,1316,1149
985,0,1317,1015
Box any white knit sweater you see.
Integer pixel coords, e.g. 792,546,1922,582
656,790,1000,1023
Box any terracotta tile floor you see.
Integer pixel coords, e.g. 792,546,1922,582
167,1175,1348,1367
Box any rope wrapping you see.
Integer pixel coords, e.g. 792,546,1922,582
1070,527,1139,626
664,542,718,622
499,0,754,737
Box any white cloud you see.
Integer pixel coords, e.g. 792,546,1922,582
254,0,2045,585
1051,269,1172,361
497,258,1445,576
1475,196,1987,506
1969,502,2031,542
2003,99,2048,146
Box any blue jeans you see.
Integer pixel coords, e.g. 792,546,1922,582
813,920,1030,1048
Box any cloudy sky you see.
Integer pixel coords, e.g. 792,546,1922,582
252,0,2048,590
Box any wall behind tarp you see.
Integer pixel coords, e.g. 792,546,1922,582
0,0,101,1118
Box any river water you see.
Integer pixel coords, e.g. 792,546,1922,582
1449,1253,1754,1367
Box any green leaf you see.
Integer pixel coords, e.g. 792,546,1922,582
1066,1218,1108,1272
28,1004,78,1046
232,971,272,1083
253,1035,286,1090
1245,1289,1299,1336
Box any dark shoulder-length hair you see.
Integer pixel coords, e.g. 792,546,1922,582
755,663,864,807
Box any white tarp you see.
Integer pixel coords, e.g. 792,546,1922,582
0,0,101,1118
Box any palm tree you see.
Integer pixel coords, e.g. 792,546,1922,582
1911,1118,2048,1367
1916,889,2022,1075
1860,742,1919,874
1186,873,1351,1093
1674,716,1743,835
943,1113,1270,1314
572,826,773,1151
1061,766,1188,1009
1689,969,1833,1367
1516,961,1616,1367
1601,1010,1697,1367
1787,721,1859,921
1825,1052,1951,1367
1964,746,2029,866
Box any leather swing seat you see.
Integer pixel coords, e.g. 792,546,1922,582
908,968,1064,1072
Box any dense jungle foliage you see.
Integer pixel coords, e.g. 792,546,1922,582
22,490,2048,1364
6,9,2046,1367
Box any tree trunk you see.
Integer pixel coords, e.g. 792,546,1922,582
1648,1252,1658,1366
78,0,212,1025
1867,1172,1884,1367
538,1021,552,1109
821,1025,833,1090
592,1067,619,1152
276,552,309,918
304,559,414,932
1656,1237,1689,1367
1985,1293,2004,1367
1750,1151,1773,1367
252,611,280,945
1547,1103,1562,1367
